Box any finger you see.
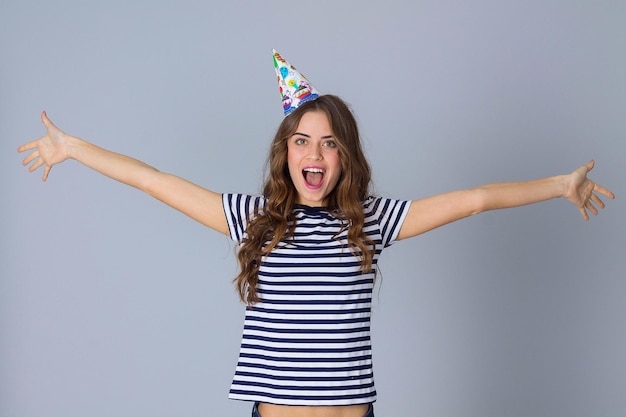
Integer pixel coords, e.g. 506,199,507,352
593,183,615,199
41,110,51,126
42,165,51,182
22,150,40,166
17,139,39,153
41,111,58,131
29,158,44,172
585,159,595,172
585,200,599,216
579,207,590,221
590,193,605,209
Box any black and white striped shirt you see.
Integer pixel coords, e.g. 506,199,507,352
223,194,411,406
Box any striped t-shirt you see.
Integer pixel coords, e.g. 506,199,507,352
222,194,411,406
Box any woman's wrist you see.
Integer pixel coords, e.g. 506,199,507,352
64,135,87,161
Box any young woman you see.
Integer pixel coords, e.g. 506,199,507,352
18,92,613,417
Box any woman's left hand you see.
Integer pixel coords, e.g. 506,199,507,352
565,160,615,220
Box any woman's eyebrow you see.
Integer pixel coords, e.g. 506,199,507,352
292,132,335,139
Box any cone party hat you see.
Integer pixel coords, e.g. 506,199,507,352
273,49,320,116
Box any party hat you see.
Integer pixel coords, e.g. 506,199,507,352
273,49,320,116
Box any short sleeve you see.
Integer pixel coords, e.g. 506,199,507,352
363,197,411,248
222,194,266,243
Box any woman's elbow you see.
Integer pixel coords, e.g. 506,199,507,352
468,188,488,216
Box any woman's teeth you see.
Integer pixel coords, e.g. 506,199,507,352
303,168,324,186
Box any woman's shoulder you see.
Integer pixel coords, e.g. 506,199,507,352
362,195,412,218
222,193,268,217
361,195,401,208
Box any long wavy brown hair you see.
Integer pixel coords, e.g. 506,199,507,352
234,95,375,304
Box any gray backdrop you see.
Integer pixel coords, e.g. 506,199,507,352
2,1,625,416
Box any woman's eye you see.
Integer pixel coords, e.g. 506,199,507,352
323,141,337,148
295,138,306,145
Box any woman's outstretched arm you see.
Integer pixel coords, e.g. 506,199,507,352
18,111,229,235
397,160,615,240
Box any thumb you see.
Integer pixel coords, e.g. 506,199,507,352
41,110,57,130
41,110,51,126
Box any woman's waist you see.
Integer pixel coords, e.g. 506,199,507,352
255,402,373,417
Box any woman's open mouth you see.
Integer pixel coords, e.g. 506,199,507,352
302,167,325,189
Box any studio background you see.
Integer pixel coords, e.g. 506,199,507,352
1,1,624,416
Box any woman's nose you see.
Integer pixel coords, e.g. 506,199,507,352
307,146,322,160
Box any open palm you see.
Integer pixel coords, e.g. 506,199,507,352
566,160,615,220
18,112,70,181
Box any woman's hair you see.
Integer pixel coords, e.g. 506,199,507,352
234,95,375,304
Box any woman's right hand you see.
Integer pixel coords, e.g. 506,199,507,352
18,111,229,233
18,111,72,181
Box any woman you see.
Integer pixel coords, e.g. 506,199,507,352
18,55,613,417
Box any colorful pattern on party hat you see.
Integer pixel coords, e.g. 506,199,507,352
273,49,320,116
